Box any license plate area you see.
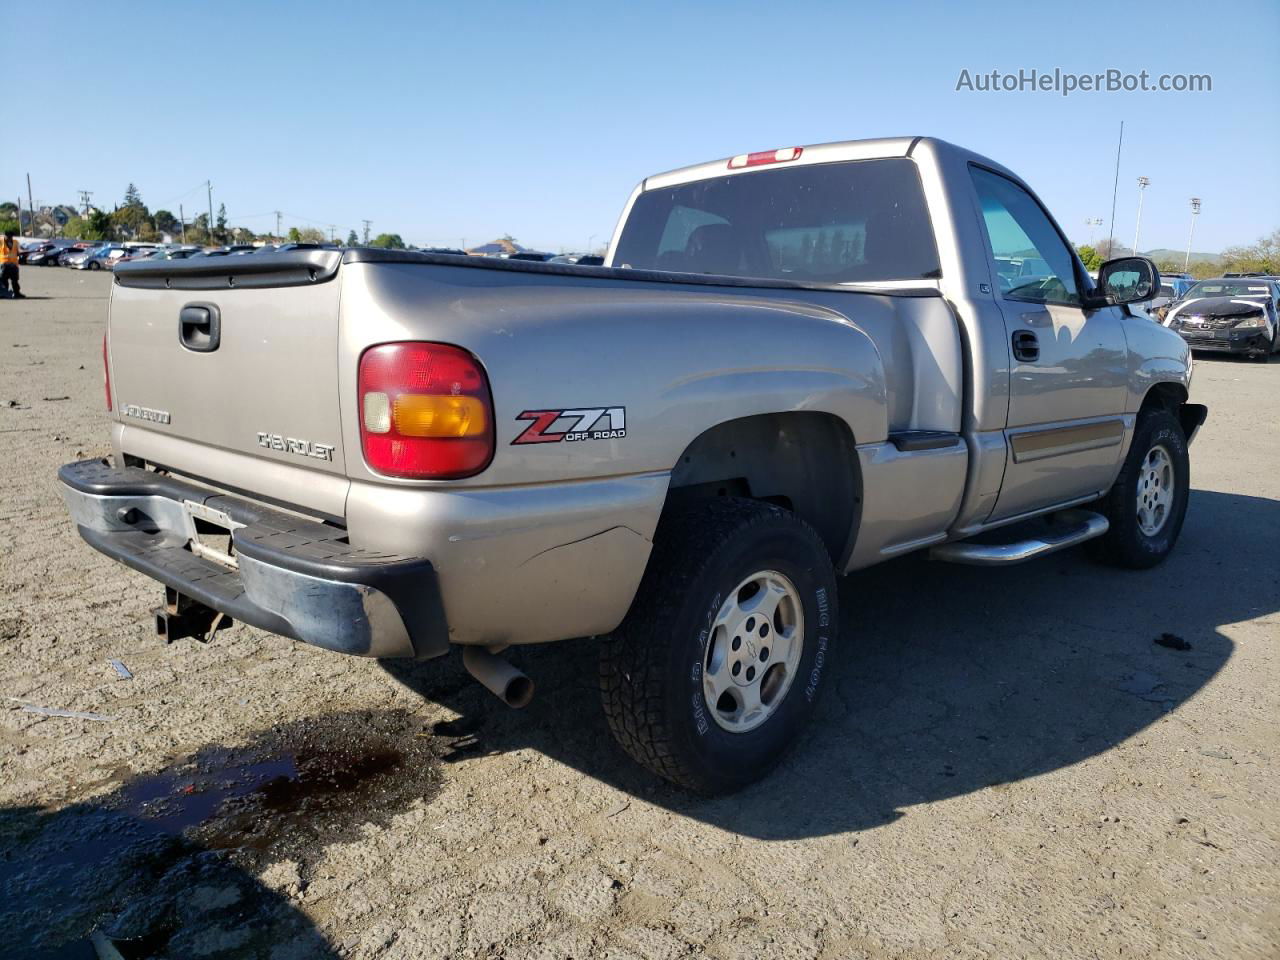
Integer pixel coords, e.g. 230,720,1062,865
181,500,246,568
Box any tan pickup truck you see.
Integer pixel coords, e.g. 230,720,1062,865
60,137,1205,792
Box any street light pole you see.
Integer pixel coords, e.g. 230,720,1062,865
1085,217,1103,246
1184,198,1201,272
1132,176,1150,256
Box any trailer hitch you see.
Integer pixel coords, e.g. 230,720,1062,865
153,587,234,644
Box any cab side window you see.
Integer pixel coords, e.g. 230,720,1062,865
970,166,1081,306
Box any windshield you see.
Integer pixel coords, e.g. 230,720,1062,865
1185,280,1273,299
612,158,941,284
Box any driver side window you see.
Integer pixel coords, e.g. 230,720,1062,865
971,166,1080,306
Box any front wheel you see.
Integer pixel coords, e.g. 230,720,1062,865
88,261,101,270
1088,408,1190,568
600,498,838,794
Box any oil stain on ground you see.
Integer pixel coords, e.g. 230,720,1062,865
0,709,442,959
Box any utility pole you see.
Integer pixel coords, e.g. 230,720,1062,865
362,220,372,245
328,225,336,243
1106,121,1123,257
77,190,93,217
1132,176,1150,256
180,204,187,243
207,181,214,245
26,173,35,238
274,211,282,241
1184,198,1201,272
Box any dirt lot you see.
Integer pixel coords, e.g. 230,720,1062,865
2,266,1277,960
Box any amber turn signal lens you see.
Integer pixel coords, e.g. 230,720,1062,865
393,394,487,438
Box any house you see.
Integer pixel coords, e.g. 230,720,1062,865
467,236,526,257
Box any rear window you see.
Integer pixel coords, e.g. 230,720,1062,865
613,158,941,284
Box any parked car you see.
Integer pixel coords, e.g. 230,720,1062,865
1163,277,1280,360
26,243,75,267
60,136,1203,793
507,251,557,261
259,243,339,254
195,244,257,257
548,253,605,266
71,245,130,270
1145,277,1198,322
17,241,45,264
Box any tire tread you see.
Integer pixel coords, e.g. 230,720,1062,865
599,498,824,791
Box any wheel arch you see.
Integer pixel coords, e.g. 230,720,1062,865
663,411,861,567
1139,381,1206,445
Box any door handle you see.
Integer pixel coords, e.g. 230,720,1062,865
1012,329,1039,363
179,302,221,352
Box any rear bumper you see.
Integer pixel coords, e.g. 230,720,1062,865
58,458,448,659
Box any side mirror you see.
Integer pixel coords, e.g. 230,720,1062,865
1087,257,1161,308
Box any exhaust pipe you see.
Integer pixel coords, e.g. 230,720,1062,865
463,646,534,709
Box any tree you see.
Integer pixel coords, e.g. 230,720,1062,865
153,209,178,237
1094,238,1130,261
287,226,302,243
1076,244,1103,272
122,183,144,209
298,227,325,245
371,233,406,249
0,218,18,236
1220,228,1279,276
189,213,211,245
346,229,359,247
86,210,113,241
215,204,228,244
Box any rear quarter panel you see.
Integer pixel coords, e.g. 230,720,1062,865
336,262,892,488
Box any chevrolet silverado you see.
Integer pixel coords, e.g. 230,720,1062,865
59,137,1206,792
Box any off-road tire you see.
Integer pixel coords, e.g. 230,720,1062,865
1087,408,1190,568
599,498,838,794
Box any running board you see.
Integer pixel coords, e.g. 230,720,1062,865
930,509,1109,566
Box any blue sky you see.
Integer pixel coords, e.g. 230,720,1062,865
8,0,1278,253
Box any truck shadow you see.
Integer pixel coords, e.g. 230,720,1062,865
1,710,439,959
384,488,1275,839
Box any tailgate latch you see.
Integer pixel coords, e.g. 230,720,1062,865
179,302,221,352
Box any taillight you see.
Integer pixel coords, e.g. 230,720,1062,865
358,342,494,479
727,146,803,170
103,333,112,411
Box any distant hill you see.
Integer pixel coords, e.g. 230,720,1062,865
1140,248,1222,265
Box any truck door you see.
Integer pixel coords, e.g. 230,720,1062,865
968,166,1129,522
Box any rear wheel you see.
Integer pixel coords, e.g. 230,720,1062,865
600,498,838,793
88,261,101,270
1088,408,1190,568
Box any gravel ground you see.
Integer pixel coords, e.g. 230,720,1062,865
2,266,1277,959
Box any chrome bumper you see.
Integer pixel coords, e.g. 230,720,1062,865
58,459,448,659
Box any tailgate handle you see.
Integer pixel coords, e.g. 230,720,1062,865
179,303,221,353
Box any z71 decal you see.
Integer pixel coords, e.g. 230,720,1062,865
512,407,627,444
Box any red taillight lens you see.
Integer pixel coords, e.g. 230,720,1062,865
358,342,494,479
103,333,112,411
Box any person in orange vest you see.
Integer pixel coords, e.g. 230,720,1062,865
0,229,22,299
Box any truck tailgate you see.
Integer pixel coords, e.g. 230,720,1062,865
108,255,347,492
